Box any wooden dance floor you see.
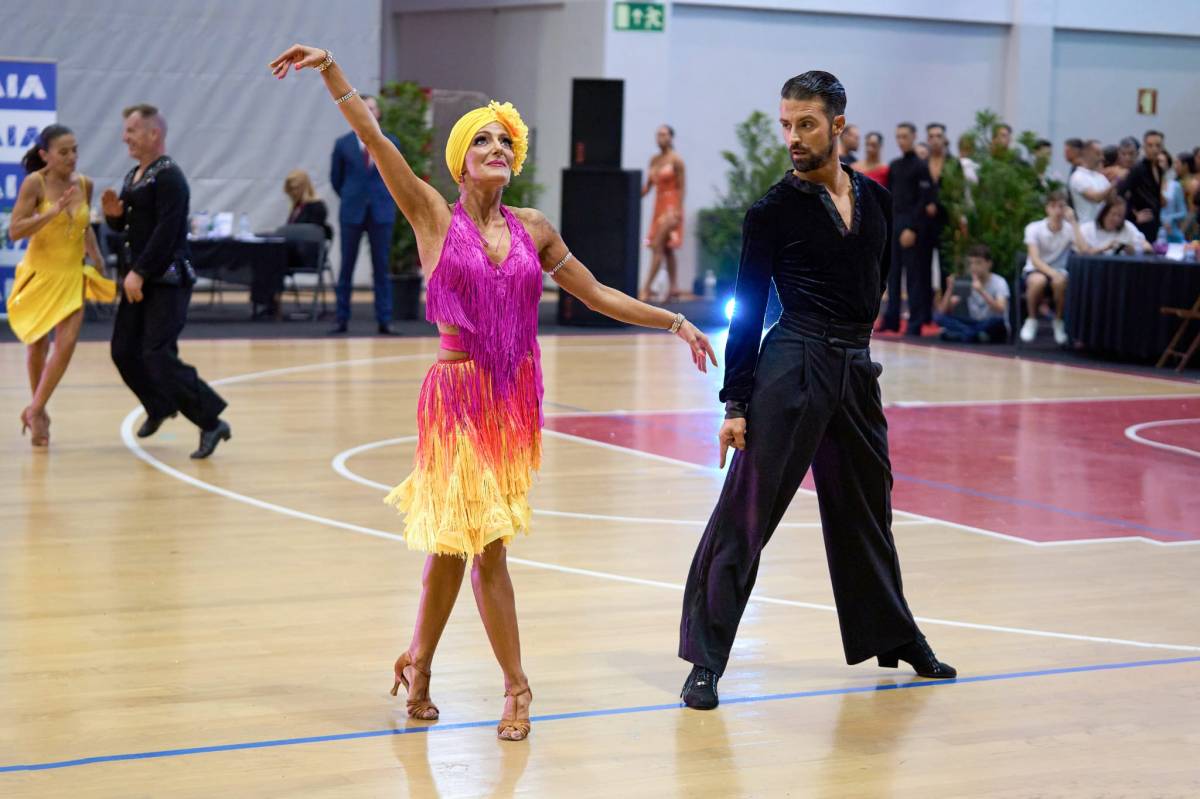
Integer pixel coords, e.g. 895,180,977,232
2,332,1198,797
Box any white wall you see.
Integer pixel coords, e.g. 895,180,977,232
1051,29,1200,162
0,0,383,237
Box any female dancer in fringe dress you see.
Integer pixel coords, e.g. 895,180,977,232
7,124,116,446
269,44,716,741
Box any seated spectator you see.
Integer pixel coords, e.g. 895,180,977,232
1069,140,1111,224
851,131,890,186
934,244,1008,344
1159,152,1188,243
1080,196,1153,255
1020,191,1086,344
283,169,332,239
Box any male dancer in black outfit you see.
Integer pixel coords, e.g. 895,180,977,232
102,104,230,459
678,73,955,709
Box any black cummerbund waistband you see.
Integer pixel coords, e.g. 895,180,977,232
778,311,872,348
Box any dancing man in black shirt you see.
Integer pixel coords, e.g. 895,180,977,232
678,73,955,710
102,104,230,459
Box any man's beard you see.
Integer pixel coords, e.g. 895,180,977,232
791,139,835,173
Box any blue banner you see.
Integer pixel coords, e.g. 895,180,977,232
1,59,57,305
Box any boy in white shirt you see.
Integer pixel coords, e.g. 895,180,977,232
1069,140,1113,224
1021,191,1087,345
935,244,1009,343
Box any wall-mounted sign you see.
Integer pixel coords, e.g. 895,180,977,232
614,2,665,32
1137,88,1157,116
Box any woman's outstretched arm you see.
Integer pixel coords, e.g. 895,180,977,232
269,44,449,245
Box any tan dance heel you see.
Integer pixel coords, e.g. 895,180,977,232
496,684,532,742
390,652,439,720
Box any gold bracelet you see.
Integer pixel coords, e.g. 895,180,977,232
334,88,358,105
317,49,334,72
669,312,685,334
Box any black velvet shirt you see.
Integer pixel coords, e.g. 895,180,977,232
105,156,190,279
719,163,892,405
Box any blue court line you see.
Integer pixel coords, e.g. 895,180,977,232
3,655,1197,774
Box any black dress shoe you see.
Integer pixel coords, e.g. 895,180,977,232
137,412,177,438
329,323,348,335
877,635,956,679
190,420,231,459
680,665,720,710
377,323,398,336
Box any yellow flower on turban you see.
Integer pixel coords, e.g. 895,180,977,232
444,100,529,183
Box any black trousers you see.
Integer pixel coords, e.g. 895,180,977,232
111,282,226,430
679,315,919,675
883,232,934,332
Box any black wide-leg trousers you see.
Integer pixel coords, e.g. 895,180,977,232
679,315,919,675
111,283,227,430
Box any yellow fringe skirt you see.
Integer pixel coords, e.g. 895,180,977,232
384,356,541,558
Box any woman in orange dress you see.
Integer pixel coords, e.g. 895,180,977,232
6,125,115,446
640,125,686,302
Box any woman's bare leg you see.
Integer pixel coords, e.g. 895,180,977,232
26,337,50,396
641,248,664,301
470,541,530,738
406,553,468,671
30,308,83,414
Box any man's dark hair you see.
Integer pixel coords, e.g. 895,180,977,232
1046,189,1068,204
1119,136,1139,152
1034,138,1051,150
122,103,167,136
926,122,946,134
966,244,992,261
866,131,884,144
780,71,847,119
1144,129,1164,141
1102,145,1119,167
994,123,1012,135
1065,137,1084,149
896,122,916,134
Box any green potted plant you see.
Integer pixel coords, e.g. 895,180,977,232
939,109,1047,281
378,80,433,320
697,110,792,295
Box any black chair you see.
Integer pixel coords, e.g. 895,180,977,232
275,223,333,320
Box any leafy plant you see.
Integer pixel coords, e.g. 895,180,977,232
940,109,1047,279
378,81,433,274
698,110,792,282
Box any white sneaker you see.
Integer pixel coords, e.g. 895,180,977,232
1052,318,1069,346
1019,317,1038,343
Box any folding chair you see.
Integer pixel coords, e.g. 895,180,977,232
1157,292,1200,372
276,223,334,320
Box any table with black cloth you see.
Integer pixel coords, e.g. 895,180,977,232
1065,253,1200,361
189,236,290,314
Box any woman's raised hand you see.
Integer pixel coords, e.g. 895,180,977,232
269,45,328,80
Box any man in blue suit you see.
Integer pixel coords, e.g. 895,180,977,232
330,94,400,334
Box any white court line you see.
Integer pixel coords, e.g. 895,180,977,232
1125,419,1200,461
330,436,918,530
121,409,1200,654
890,392,1200,409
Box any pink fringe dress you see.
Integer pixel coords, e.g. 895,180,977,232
384,202,545,557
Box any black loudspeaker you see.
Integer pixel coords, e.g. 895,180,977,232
570,79,623,168
557,168,642,326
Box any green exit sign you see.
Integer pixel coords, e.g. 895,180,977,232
614,2,665,32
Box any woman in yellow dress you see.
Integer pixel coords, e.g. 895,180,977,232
6,125,116,446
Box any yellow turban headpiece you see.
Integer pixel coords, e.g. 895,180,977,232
445,100,529,183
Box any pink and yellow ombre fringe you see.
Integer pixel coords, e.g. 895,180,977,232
384,356,541,557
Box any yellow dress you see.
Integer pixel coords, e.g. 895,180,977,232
5,174,116,344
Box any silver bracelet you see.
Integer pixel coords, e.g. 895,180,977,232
549,251,571,276
317,49,334,72
669,312,685,334
334,88,358,105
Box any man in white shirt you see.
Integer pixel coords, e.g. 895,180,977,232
1021,191,1087,345
1069,140,1112,224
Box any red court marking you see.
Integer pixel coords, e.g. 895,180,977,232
545,397,1200,544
